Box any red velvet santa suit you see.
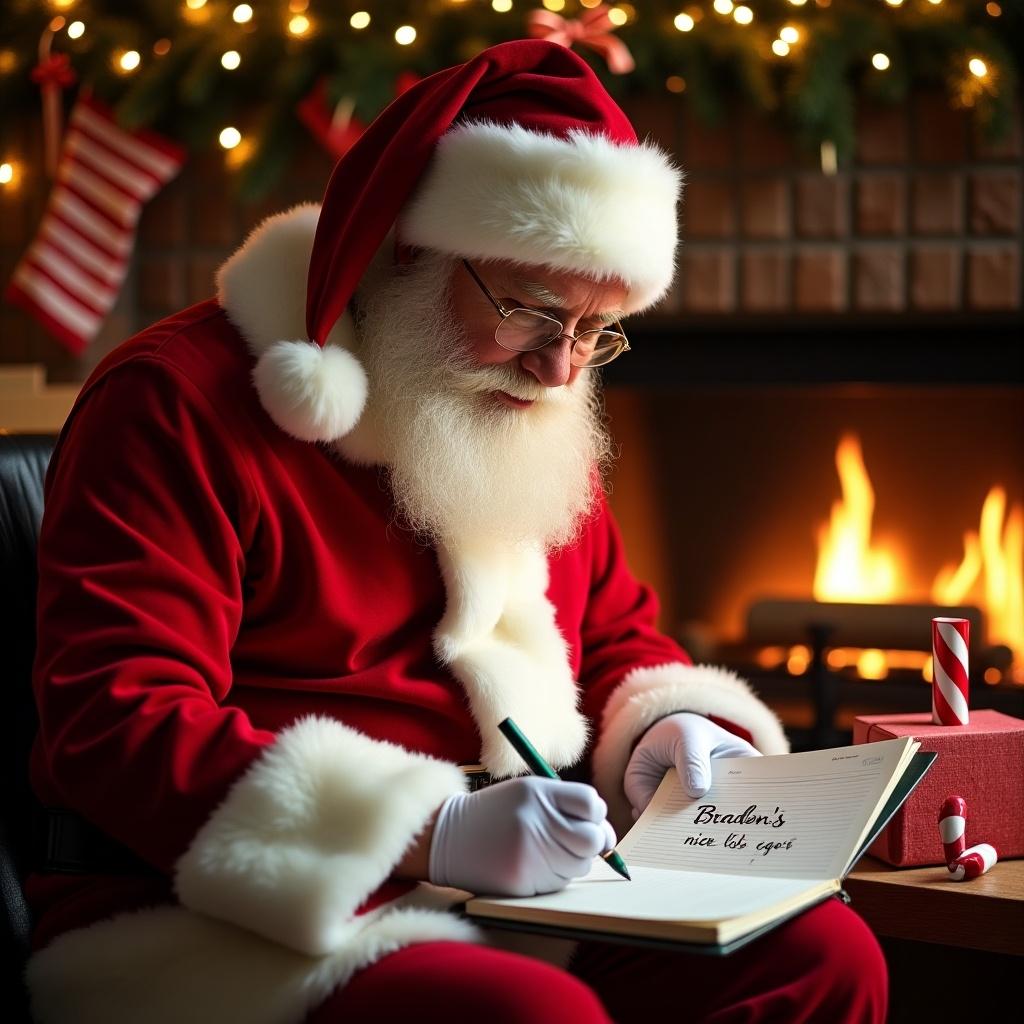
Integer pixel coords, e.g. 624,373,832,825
25,207,792,1023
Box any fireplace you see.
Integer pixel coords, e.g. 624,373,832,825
604,316,1024,751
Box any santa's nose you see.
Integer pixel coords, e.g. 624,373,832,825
519,335,575,388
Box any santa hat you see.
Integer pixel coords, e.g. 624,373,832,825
253,39,682,444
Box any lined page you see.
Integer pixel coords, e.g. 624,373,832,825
618,738,916,881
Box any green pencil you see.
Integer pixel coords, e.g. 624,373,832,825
497,716,631,882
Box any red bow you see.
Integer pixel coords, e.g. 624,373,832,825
526,4,635,75
298,72,421,160
31,52,77,89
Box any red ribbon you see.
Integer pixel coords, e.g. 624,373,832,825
298,72,421,160
526,4,635,75
31,52,78,89
32,49,78,178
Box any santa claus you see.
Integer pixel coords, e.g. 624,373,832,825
26,40,886,1024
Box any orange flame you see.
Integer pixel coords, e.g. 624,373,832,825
813,434,899,603
932,487,1024,666
807,435,1021,681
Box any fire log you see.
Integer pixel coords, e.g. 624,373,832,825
746,599,983,652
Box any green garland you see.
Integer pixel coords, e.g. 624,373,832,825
2,0,1021,199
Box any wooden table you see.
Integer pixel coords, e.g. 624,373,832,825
845,855,1024,956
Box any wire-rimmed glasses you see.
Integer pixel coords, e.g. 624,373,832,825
462,260,631,369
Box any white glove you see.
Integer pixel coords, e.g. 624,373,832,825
428,776,617,897
624,712,761,818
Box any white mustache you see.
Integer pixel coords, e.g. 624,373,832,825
448,363,566,405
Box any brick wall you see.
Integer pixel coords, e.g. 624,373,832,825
1,89,1021,383
624,90,1023,318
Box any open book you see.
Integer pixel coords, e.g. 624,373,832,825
463,737,934,955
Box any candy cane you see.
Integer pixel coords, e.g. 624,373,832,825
938,795,967,866
948,843,998,882
932,617,970,726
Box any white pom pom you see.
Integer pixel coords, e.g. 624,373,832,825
252,340,368,443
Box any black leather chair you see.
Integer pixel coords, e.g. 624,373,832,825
1,434,56,1022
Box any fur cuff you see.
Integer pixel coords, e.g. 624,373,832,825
174,716,467,956
27,888,480,1024
591,663,789,833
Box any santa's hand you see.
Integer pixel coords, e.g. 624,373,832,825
428,776,617,897
624,712,761,817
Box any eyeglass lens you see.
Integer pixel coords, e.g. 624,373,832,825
495,309,624,367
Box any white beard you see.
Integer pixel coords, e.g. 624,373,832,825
350,252,614,551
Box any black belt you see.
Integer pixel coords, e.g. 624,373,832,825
36,808,157,875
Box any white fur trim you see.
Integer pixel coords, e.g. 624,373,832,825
399,122,684,314
592,663,790,833
175,716,467,956
27,886,481,1024
252,340,367,443
217,203,367,442
434,541,588,778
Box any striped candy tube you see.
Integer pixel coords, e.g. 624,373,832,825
932,617,970,726
938,795,967,866
948,843,998,882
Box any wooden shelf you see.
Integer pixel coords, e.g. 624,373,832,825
607,314,1024,387
845,855,1024,956
0,364,78,433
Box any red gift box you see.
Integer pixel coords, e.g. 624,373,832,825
853,709,1024,867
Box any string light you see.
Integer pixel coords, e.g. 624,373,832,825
117,50,141,73
772,39,790,56
733,5,753,24
289,0,309,11
665,75,686,93
713,0,734,14
492,0,513,10
395,25,417,46
67,20,85,39
183,0,211,25
288,14,311,36
542,0,566,11
153,39,172,56
580,0,603,7
350,11,370,29
986,3,1002,15
820,140,837,175
49,0,76,9
779,26,800,44
0,162,15,186
872,53,890,71
607,6,628,26
884,0,904,7
0,50,17,75
674,13,695,32
221,50,241,70
49,16,66,32
219,126,241,149
232,4,253,24
969,57,988,78
787,0,807,6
